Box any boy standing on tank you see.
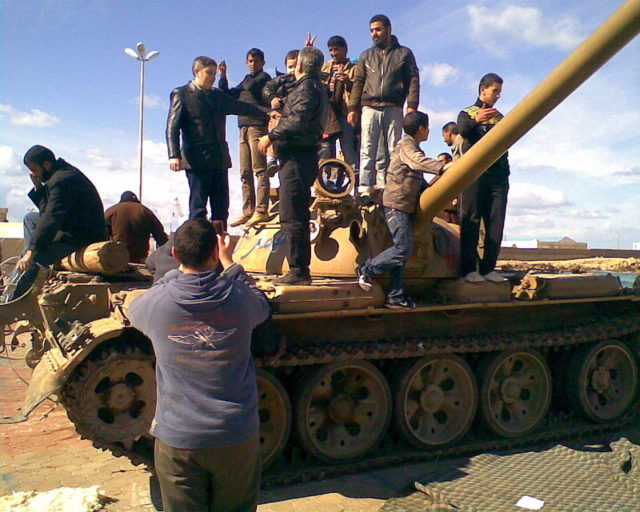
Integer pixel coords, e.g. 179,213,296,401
357,111,444,309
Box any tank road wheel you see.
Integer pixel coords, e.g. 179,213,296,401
567,340,638,423
392,355,477,448
295,361,391,462
256,369,291,468
60,343,156,459
478,349,552,438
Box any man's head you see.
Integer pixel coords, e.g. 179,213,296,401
441,121,459,146
478,73,503,107
438,152,453,164
23,145,56,180
172,218,218,271
370,14,392,48
327,35,348,63
246,48,265,74
295,46,324,79
403,111,430,142
285,50,299,75
120,191,139,203
192,56,217,90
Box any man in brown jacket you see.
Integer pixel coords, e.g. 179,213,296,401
105,191,168,262
356,111,443,309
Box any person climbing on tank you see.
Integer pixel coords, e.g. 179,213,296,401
356,111,444,309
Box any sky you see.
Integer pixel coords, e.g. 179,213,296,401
1,0,639,248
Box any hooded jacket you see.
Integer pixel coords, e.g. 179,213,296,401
383,135,444,214
129,263,270,449
348,35,420,112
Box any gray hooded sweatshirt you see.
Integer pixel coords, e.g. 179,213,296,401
129,264,269,449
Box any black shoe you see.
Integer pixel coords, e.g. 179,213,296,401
273,272,312,286
356,265,373,291
385,297,416,310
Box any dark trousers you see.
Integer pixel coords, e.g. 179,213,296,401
8,212,78,301
186,168,229,227
278,148,318,276
154,435,260,512
460,175,509,276
363,207,413,302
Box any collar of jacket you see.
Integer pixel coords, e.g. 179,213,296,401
375,34,400,51
295,73,319,85
43,158,65,182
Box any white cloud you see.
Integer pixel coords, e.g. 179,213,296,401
508,182,571,213
129,93,164,109
0,103,60,127
468,5,584,55
421,63,460,87
0,145,22,176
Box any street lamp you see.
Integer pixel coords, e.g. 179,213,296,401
124,42,160,202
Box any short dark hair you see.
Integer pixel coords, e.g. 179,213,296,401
327,35,347,48
442,122,459,135
403,111,429,136
192,56,217,76
23,145,56,167
478,72,503,93
370,14,391,27
438,152,453,163
246,48,265,61
174,218,218,268
285,50,299,64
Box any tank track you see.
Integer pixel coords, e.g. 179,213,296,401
61,313,640,484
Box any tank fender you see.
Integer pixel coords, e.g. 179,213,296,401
20,317,126,419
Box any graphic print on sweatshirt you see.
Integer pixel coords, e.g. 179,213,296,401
167,321,238,352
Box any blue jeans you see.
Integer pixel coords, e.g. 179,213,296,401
7,212,78,301
186,168,230,226
363,207,413,303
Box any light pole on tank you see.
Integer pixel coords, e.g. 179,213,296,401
124,42,159,202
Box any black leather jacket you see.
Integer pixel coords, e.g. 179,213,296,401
262,74,297,108
27,158,107,254
349,35,420,111
166,81,268,170
268,74,327,151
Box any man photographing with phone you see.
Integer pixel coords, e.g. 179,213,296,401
457,73,510,284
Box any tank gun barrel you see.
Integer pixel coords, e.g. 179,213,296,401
416,0,640,228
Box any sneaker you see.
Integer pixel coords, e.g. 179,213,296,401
358,185,372,197
463,271,485,284
267,162,279,178
483,270,508,283
385,297,416,310
230,214,252,228
273,272,312,286
245,211,271,228
356,265,373,291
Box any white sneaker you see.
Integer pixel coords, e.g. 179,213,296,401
463,271,485,284
358,185,372,196
483,271,508,283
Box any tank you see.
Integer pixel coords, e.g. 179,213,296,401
3,0,640,485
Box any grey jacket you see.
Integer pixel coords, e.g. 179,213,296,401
383,135,444,214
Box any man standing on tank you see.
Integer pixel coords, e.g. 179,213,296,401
258,46,328,285
166,56,268,226
457,73,509,283
348,14,420,196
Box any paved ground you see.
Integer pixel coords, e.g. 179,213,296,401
0,342,436,512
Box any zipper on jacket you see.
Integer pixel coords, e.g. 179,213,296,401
380,48,385,99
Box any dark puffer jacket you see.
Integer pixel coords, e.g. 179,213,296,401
349,35,420,112
268,74,328,152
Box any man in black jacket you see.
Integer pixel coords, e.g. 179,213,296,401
457,73,509,284
7,145,107,301
258,46,327,285
218,49,273,228
166,56,268,225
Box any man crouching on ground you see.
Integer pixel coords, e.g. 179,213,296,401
129,218,269,512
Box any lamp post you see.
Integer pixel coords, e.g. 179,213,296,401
124,42,159,202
